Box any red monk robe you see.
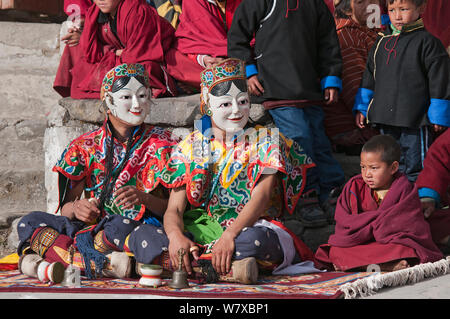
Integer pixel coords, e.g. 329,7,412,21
174,0,243,62
54,0,203,99
416,129,450,251
422,0,450,49
315,173,443,271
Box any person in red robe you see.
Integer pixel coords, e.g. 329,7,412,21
174,0,243,68
422,0,450,50
417,129,450,254
315,135,443,271
54,0,203,99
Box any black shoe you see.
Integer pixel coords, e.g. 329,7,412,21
321,185,344,224
296,190,328,228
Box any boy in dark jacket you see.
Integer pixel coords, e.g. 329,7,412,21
227,0,346,227
354,0,450,182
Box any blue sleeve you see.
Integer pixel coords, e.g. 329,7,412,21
418,187,441,204
381,14,390,26
353,88,374,116
246,64,258,78
320,76,342,92
428,98,450,127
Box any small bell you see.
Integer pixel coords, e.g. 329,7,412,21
62,246,81,288
168,248,190,289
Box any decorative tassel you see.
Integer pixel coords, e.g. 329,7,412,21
74,231,106,279
339,256,450,299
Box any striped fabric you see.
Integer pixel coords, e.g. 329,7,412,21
323,18,379,139
335,18,379,113
148,0,182,28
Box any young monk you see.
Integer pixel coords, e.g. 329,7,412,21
315,135,443,271
161,58,318,284
54,0,203,100
174,0,243,68
17,63,179,280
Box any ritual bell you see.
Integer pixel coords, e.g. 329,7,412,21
168,248,190,289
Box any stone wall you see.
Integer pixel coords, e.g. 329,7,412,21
0,21,61,226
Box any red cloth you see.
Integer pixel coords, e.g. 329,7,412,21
323,0,334,14
422,0,450,48
315,173,443,271
416,129,450,206
54,0,202,99
416,129,450,244
175,0,242,57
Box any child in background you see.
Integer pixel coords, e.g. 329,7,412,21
353,0,450,182
315,135,443,271
228,0,346,227
322,0,381,155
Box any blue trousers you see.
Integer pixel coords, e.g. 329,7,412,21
379,125,434,182
268,105,345,202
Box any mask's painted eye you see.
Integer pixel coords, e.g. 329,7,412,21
239,98,249,105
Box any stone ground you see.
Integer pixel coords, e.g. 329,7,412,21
0,19,448,300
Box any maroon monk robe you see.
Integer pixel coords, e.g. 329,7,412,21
416,129,450,246
315,173,443,271
54,0,202,99
422,0,450,48
174,0,243,58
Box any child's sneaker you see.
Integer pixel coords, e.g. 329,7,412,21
321,185,343,224
296,190,328,227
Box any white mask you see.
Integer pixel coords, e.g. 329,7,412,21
105,77,151,126
208,82,250,133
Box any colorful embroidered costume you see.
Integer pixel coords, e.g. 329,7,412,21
161,118,317,272
161,59,317,276
18,63,179,278
54,121,176,221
